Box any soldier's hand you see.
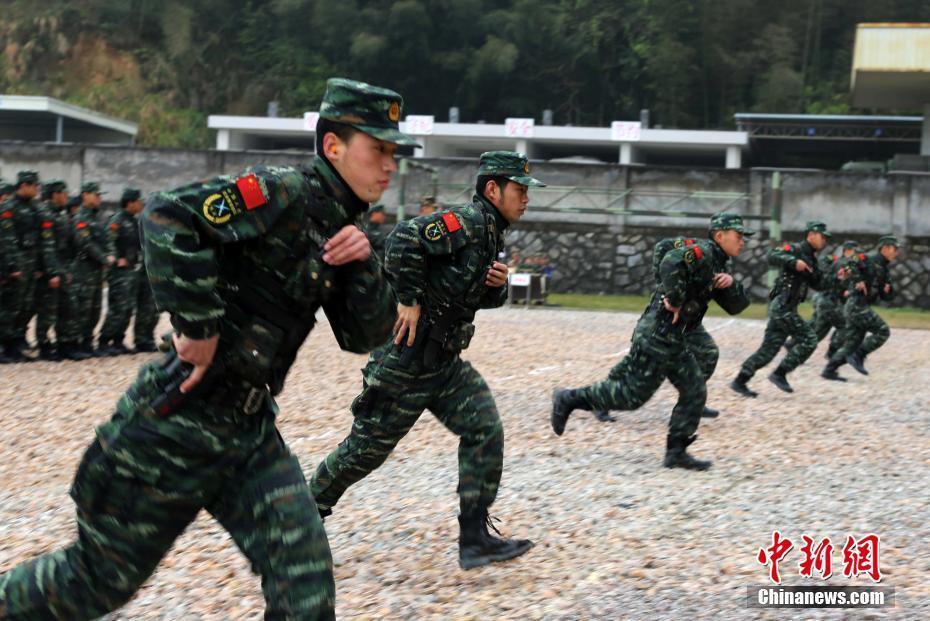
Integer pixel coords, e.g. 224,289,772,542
48,276,61,289
485,261,508,287
712,273,734,289
393,303,421,347
173,333,219,393
837,267,849,280
10,271,21,280
662,296,681,324
323,225,370,265
855,281,867,292
795,260,811,272
106,255,116,266
117,258,129,268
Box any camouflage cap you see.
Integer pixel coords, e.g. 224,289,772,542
121,187,142,203
319,78,420,147
805,220,832,237
17,170,39,186
709,211,755,236
0,179,14,194
43,179,67,194
877,234,900,247
80,181,106,194
842,240,859,250
477,151,546,187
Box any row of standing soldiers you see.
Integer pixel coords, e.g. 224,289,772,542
0,171,160,363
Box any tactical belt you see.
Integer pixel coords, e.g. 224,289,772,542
201,377,269,416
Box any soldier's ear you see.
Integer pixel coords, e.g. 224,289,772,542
321,132,345,162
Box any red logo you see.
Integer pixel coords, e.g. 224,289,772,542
442,212,461,233
236,174,267,210
758,532,882,583
42,221,54,229
798,535,834,579
757,531,794,584
1,211,12,219
842,534,882,582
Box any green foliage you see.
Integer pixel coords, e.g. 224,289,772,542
1,0,929,147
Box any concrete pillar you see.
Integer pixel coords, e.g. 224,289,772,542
413,136,427,158
891,174,910,237
216,129,230,151
726,146,742,169
515,139,528,155
619,143,640,165
921,104,930,156
55,115,64,143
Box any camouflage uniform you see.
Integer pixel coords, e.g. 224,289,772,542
0,77,413,620
824,237,897,377
733,222,830,394
551,212,752,470
99,189,146,353
132,254,160,352
72,183,112,352
364,204,389,261
0,197,23,362
311,151,539,570
4,171,42,355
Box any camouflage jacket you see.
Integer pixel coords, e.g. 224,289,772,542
384,193,509,323
36,202,72,277
0,205,20,281
767,240,824,306
108,209,141,266
73,206,112,267
7,195,40,265
141,156,395,394
364,221,389,261
815,252,849,301
847,250,894,304
652,235,705,282
652,239,749,334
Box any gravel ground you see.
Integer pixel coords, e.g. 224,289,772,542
1,308,928,620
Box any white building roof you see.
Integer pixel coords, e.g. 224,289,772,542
0,95,137,143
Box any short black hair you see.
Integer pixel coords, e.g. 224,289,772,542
316,119,360,155
475,175,511,199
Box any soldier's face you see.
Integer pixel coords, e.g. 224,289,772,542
714,229,745,257
880,245,899,261
842,248,856,257
17,182,38,199
488,181,529,224
807,231,827,250
51,191,68,207
325,130,398,203
82,192,102,208
126,199,144,216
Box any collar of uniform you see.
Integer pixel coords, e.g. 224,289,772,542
311,155,368,218
472,193,510,233
799,240,816,256
870,250,888,266
710,240,730,268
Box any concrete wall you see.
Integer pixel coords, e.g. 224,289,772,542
1,141,927,307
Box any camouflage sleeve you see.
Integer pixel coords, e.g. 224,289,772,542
322,252,397,353
0,214,18,279
384,210,472,306
142,169,290,339
712,280,750,315
75,219,108,265
767,243,797,270
480,280,508,309
659,246,704,308
108,214,125,259
652,238,678,282
38,214,62,277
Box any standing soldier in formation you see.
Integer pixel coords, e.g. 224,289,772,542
3,171,41,361
784,239,858,361
98,187,150,355
590,234,731,423
822,235,899,380
311,151,541,570
33,180,79,360
0,77,414,619
364,203,389,261
71,181,114,356
730,221,831,396
0,184,24,363
132,227,161,354
551,212,751,471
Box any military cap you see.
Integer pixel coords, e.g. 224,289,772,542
0,179,13,194
709,211,755,236
877,234,900,247
842,240,859,250
369,204,385,214
43,179,67,194
805,220,832,237
319,78,420,147
121,187,142,203
477,151,546,187
80,181,106,194
16,170,39,186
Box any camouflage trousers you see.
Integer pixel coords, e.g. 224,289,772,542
575,329,706,440
72,262,104,343
13,255,38,341
0,282,19,341
808,293,845,358
829,298,890,362
311,353,504,515
740,299,816,377
0,357,334,620
34,274,80,346
99,265,158,347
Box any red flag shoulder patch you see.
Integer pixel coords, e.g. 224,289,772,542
684,238,695,245
782,243,792,251
859,253,866,260
692,245,703,260
76,221,88,229
42,220,55,229
1,210,12,219
441,212,461,233
109,222,119,231
236,174,267,210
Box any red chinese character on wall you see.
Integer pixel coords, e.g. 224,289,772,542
842,534,882,582
798,535,834,579
757,531,794,584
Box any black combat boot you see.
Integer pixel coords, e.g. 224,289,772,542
551,388,591,436
37,343,61,361
458,508,533,570
107,342,131,356
663,434,712,471
701,406,720,418
59,341,90,361
821,359,847,382
591,410,616,423
318,506,332,521
729,372,757,398
2,339,31,363
847,349,869,375
133,342,159,354
768,365,794,393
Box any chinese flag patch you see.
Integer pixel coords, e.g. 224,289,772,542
684,238,694,245
1,210,12,219
236,174,267,210
42,221,54,229
441,212,461,233
76,221,88,229
110,222,119,231
783,244,792,251
693,245,703,260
